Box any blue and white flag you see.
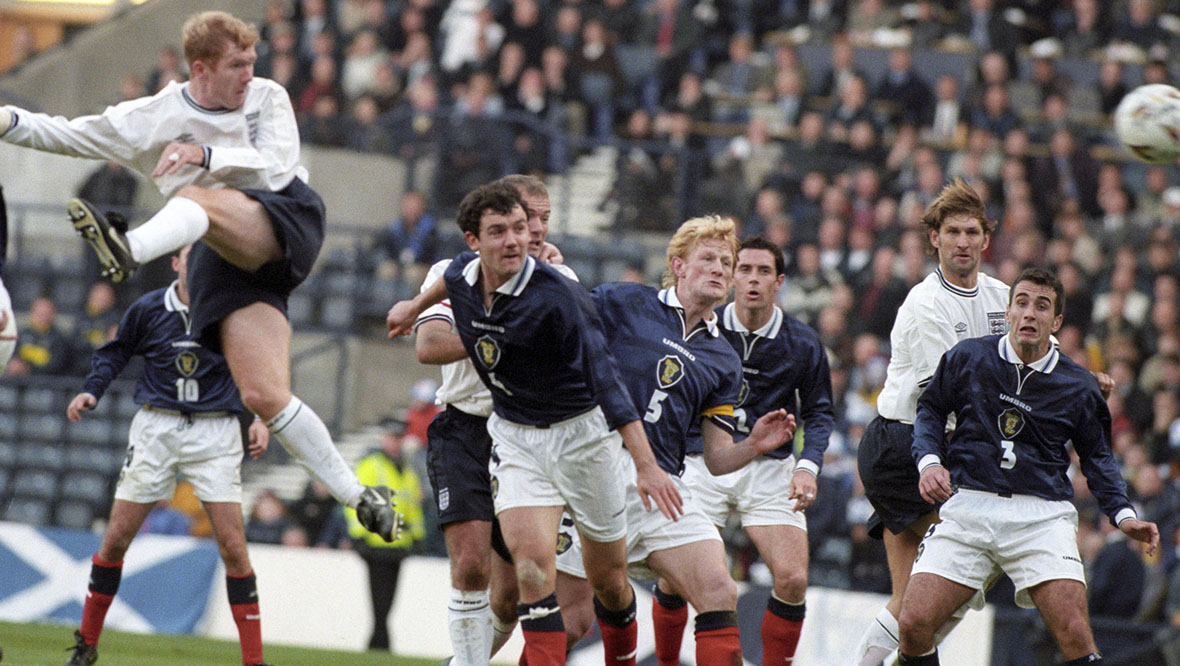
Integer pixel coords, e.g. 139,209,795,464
0,521,219,634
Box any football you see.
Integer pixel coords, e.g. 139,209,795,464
1114,84,1180,163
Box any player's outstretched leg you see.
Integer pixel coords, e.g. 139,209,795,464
356,486,401,542
68,199,138,283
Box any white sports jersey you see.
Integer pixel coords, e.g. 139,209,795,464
2,79,307,198
875,268,1008,424
415,257,577,417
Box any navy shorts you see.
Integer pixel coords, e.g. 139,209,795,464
426,405,495,527
187,177,325,351
858,415,940,539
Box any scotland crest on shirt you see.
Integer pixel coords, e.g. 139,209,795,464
737,379,749,406
475,335,501,369
175,350,199,376
656,355,684,389
998,407,1025,438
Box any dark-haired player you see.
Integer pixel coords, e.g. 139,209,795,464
388,181,678,666
897,268,1159,665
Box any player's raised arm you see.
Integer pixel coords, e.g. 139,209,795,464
387,273,448,337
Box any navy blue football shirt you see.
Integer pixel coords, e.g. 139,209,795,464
592,283,741,475
82,283,245,413
913,334,1134,524
443,252,638,428
682,303,833,471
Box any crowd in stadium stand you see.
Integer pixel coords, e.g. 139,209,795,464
12,0,1180,634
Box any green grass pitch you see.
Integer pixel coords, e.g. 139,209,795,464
0,621,440,665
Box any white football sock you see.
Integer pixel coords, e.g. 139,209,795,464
267,396,364,506
448,587,492,666
854,606,899,666
490,613,516,657
126,196,209,263
932,597,972,645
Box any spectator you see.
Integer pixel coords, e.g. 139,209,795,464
873,47,933,127
434,72,513,208
345,420,425,651
925,73,962,145
145,46,186,94
953,0,1020,56
344,94,393,152
299,93,347,147
438,0,503,78
71,281,120,371
404,378,440,447
11,297,74,376
77,161,139,214
289,481,349,547
1059,0,1109,59
1089,519,1148,619
245,489,293,545
572,17,625,141
854,246,908,340
340,29,389,100
375,190,437,285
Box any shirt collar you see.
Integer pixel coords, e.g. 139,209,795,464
998,334,1059,373
722,302,783,338
659,287,719,337
935,267,979,298
164,281,189,313
462,255,536,296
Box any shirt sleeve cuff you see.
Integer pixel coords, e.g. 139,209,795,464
1,108,15,137
918,454,942,473
1114,507,1137,526
793,459,820,477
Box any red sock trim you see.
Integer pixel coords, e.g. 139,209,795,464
695,626,742,666
521,629,566,666
762,609,803,664
80,592,115,646
599,618,637,666
92,554,123,568
231,602,263,665
653,599,688,666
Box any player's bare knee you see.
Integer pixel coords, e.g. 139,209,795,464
773,567,808,603
897,606,936,652
451,556,490,591
693,573,737,612
515,556,553,595
239,386,286,421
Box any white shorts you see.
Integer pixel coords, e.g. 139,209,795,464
115,407,244,504
556,455,722,581
683,454,807,530
911,489,1084,608
488,407,627,543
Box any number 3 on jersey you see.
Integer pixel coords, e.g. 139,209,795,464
1000,439,1017,469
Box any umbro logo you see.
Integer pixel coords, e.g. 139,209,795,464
954,322,967,333
1062,555,1082,564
